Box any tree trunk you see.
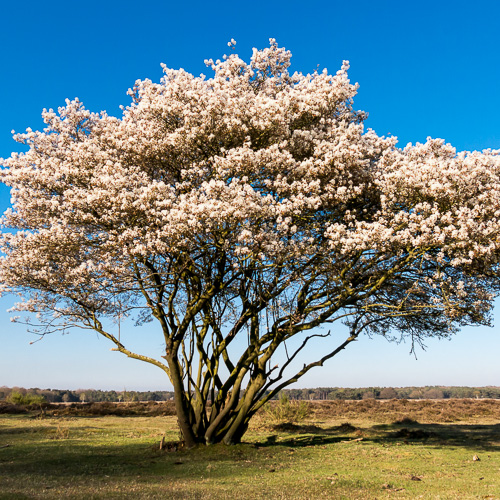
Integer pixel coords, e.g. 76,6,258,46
222,375,264,444
166,354,199,448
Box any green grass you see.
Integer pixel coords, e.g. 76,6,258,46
0,402,499,499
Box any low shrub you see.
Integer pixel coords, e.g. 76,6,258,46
263,393,311,424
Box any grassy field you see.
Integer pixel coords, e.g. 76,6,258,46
0,399,499,499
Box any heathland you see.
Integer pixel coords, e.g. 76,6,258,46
0,398,499,499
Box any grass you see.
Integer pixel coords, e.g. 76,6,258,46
0,400,499,499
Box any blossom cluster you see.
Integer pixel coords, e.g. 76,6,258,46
1,39,499,327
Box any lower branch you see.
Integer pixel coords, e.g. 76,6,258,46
110,346,171,378
251,331,360,415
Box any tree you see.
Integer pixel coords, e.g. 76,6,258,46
408,389,424,400
422,387,444,399
1,39,499,447
362,390,377,400
61,393,72,403
379,387,398,400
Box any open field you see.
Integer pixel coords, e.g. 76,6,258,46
0,399,499,499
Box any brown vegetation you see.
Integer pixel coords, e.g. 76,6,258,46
1,398,498,426
308,398,500,423
0,400,177,417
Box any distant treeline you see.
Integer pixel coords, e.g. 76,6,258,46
1,385,499,403
282,386,500,400
0,387,174,404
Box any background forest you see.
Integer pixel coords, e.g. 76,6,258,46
2,385,499,404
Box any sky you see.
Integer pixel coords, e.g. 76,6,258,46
0,0,499,391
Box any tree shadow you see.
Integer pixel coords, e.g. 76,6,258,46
373,422,500,451
1,420,499,486
254,421,500,452
0,439,158,479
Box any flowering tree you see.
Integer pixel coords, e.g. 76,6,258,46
1,40,500,446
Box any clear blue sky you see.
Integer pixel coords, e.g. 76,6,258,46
0,0,499,391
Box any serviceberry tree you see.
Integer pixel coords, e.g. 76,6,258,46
1,40,499,446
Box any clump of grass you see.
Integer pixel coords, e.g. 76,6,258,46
263,393,311,424
50,423,70,440
337,422,357,433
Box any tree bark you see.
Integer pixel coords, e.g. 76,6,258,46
167,352,199,448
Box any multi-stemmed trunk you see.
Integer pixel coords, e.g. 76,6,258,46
165,324,362,447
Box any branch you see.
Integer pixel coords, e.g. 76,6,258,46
257,331,331,399
110,345,171,378
251,328,362,415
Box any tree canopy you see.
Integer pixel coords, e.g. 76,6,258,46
1,40,499,446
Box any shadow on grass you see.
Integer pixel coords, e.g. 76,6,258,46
0,425,265,482
255,421,500,452
0,435,398,500
0,440,156,479
1,420,499,485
